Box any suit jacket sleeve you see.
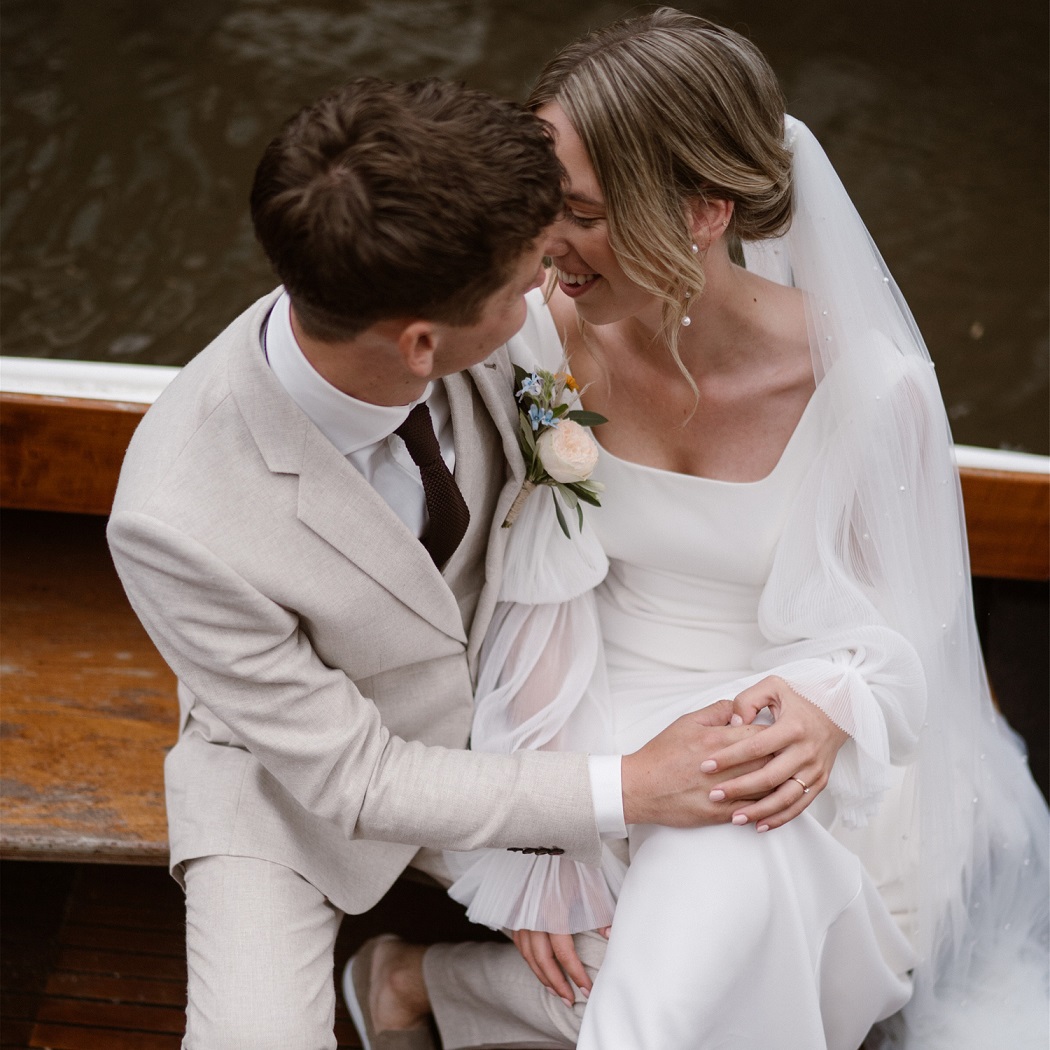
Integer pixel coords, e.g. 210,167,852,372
108,507,603,864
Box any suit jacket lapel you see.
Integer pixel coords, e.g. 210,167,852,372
460,353,528,667
296,432,466,643
230,300,466,643
466,355,527,517
442,371,485,517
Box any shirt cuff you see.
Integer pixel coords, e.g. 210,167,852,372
587,754,627,839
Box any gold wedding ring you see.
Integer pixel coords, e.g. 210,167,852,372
790,775,810,794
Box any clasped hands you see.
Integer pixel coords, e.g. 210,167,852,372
515,676,849,1003
622,674,847,831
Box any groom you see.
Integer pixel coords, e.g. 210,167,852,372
108,77,751,1048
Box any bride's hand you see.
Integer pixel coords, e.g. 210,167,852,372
621,701,771,826
700,676,848,832
511,929,593,1007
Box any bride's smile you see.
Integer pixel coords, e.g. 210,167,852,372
539,101,661,326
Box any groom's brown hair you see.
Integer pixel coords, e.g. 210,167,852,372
251,77,563,341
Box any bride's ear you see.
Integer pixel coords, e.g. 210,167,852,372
687,198,734,248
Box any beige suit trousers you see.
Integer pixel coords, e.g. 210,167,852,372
180,852,595,1050
182,855,344,1050
424,934,605,1050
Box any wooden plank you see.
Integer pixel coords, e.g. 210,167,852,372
59,924,186,957
29,1023,182,1050
1,994,38,1046
55,948,187,984
960,466,1049,580
34,998,185,1035
65,900,185,932
45,971,186,1008
0,393,145,515
0,511,175,864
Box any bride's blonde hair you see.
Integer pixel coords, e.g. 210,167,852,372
527,8,792,386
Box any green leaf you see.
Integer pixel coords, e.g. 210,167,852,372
518,410,537,454
576,503,584,530
565,410,608,427
551,488,571,538
567,482,601,507
559,485,580,512
551,403,569,418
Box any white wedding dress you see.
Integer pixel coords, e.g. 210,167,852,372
576,428,919,1049
449,298,917,1048
448,118,1049,1049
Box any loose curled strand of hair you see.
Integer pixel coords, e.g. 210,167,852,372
528,8,793,400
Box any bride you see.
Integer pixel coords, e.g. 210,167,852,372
359,10,1049,1048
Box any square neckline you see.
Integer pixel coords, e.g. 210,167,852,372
593,379,824,488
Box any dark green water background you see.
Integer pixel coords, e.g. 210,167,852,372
2,0,1047,452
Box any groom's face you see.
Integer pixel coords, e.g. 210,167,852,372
429,235,550,378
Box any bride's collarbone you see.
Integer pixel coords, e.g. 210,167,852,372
594,383,810,481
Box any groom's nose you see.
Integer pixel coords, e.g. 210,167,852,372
542,221,571,260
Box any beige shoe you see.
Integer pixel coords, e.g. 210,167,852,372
341,935,437,1050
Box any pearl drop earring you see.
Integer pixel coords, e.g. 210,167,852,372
682,290,693,327
690,243,699,254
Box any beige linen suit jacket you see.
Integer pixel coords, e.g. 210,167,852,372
108,289,601,914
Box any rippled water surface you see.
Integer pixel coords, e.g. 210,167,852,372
2,0,1047,451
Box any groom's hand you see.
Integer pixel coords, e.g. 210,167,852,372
621,702,770,826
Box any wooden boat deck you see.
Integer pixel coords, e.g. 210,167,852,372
0,859,501,1049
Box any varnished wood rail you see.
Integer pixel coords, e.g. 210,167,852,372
3,368,1047,578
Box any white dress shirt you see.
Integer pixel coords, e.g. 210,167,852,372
265,292,625,838
265,292,454,537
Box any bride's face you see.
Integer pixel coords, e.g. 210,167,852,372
537,102,659,326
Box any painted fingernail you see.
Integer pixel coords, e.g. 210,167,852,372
562,996,575,1008
709,789,726,802
730,714,744,726
700,760,717,773
732,813,748,825
757,824,770,833
581,988,590,999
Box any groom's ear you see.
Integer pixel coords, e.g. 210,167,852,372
396,320,438,379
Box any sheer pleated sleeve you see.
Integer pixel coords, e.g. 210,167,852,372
444,293,627,933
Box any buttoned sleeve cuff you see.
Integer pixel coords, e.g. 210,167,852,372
587,753,627,839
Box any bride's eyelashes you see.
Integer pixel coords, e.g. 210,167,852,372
563,209,603,229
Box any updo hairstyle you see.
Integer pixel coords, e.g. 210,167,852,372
527,8,792,361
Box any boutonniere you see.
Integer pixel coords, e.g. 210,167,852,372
503,365,607,535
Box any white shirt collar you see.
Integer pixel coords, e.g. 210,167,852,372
264,292,432,455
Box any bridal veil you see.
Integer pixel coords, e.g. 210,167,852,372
449,117,1049,1047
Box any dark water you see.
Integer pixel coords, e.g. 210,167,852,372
2,0,1047,453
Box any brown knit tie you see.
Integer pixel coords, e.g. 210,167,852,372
395,403,470,568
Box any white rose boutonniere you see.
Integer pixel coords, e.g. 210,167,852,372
504,364,607,535
536,419,598,483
